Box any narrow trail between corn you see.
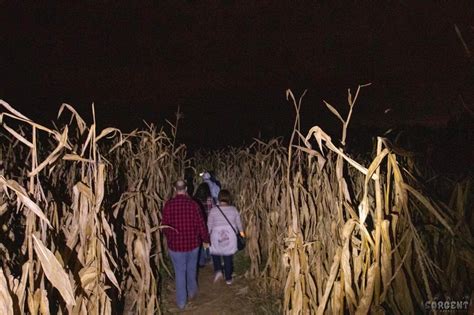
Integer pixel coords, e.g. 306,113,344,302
163,262,255,314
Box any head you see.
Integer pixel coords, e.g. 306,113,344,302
200,171,211,180
218,189,232,205
194,183,211,200
174,179,187,195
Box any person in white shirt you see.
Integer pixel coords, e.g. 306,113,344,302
207,189,245,285
200,171,221,206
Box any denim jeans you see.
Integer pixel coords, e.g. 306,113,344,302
198,246,210,266
168,247,200,309
212,254,233,281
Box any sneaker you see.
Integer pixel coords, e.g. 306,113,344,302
226,279,232,285
188,292,198,301
213,271,223,283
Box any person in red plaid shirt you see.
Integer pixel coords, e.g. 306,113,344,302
162,180,210,310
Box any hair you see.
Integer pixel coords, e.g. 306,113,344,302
174,179,187,192
194,183,211,201
218,189,232,204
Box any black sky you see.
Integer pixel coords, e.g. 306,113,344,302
1,2,473,149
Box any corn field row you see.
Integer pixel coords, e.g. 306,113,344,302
1,86,473,314
194,87,473,314
0,101,186,314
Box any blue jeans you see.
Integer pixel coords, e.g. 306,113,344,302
168,247,200,309
198,246,210,266
212,254,233,281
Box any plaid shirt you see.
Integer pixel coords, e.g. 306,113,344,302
162,194,210,252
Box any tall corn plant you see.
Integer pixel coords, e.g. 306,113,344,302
0,101,76,314
286,85,467,313
113,123,187,314
195,86,473,314
0,101,185,314
56,105,124,314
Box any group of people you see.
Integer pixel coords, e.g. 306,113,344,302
161,171,245,311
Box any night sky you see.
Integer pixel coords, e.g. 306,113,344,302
1,2,473,149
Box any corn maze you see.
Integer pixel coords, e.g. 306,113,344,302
0,86,472,314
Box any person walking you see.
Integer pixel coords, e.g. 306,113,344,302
200,171,221,206
193,183,213,266
207,189,244,285
162,180,210,310
193,183,213,219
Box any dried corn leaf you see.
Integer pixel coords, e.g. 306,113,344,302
304,126,378,180
0,268,13,315
96,127,121,142
0,176,51,227
324,100,345,124
57,103,87,134
63,154,94,163
101,247,121,293
94,163,105,212
380,220,392,300
32,235,75,306
39,289,50,315
0,203,7,216
0,99,31,120
29,128,68,176
341,220,357,309
14,262,29,314
78,264,97,292
403,183,453,235
317,247,341,315
355,263,377,314
2,123,33,148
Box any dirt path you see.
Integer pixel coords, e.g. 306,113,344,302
162,257,257,314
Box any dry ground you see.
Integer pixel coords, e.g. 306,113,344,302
162,252,279,314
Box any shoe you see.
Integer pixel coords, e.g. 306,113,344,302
173,305,185,312
189,292,198,301
213,271,223,283
226,279,232,285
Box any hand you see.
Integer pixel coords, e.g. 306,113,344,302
203,242,210,249
239,231,245,237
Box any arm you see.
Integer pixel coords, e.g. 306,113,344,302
207,208,214,234
234,208,244,235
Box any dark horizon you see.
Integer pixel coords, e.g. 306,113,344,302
1,2,473,150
